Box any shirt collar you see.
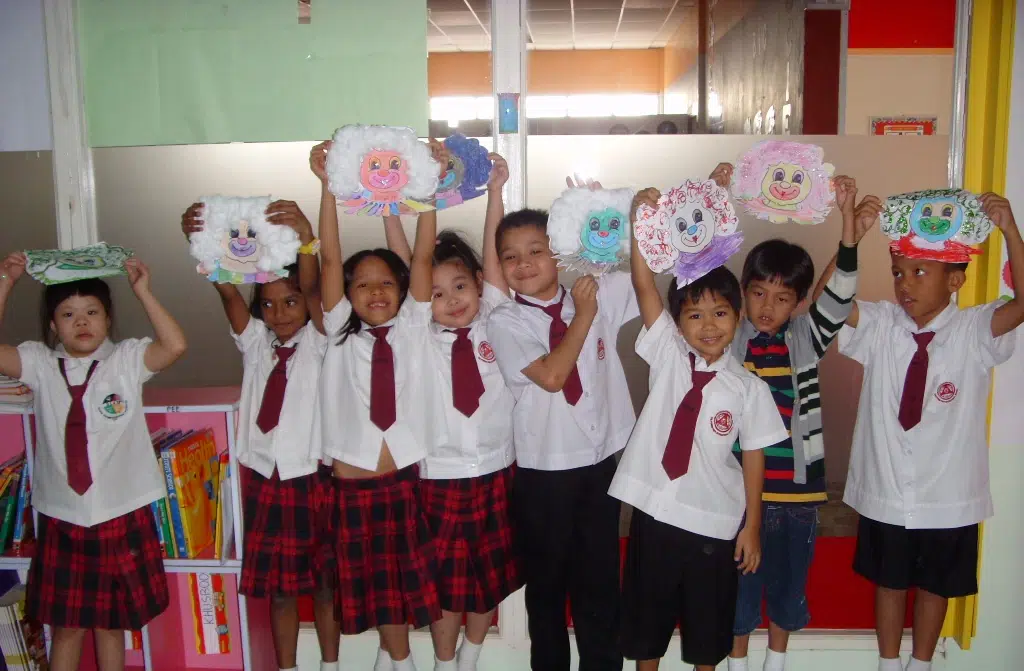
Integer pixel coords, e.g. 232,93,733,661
896,299,958,335
274,322,307,349
752,321,788,344
517,285,564,308
681,338,731,373
56,338,114,364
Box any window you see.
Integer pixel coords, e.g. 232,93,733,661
430,94,661,123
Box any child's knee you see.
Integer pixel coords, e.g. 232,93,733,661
313,584,334,605
270,593,298,609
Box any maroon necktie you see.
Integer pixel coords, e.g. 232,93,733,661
369,326,396,430
255,345,296,433
58,359,100,496
449,328,485,417
515,291,583,405
898,331,935,431
662,353,716,480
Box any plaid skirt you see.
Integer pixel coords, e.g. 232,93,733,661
420,466,521,613
239,465,334,598
26,507,169,630
327,465,441,634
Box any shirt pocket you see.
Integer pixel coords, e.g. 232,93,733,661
922,361,962,416
87,376,138,451
699,391,741,461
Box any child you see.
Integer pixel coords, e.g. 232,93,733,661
0,253,187,671
180,200,341,671
311,140,445,671
838,192,1024,671
611,188,788,671
726,175,881,671
487,181,638,671
383,149,520,671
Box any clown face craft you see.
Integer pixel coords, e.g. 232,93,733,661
634,179,742,286
434,133,492,210
547,187,635,274
732,140,835,224
881,188,994,263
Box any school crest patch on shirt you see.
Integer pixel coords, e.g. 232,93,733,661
711,410,733,436
477,341,496,363
935,382,958,403
99,393,128,419
597,337,606,360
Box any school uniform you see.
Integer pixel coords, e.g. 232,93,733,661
839,299,1014,598
234,318,333,598
488,271,638,671
320,296,445,634
609,312,787,667
419,282,521,615
16,338,169,630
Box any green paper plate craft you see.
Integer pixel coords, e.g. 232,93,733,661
881,188,994,263
24,243,133,285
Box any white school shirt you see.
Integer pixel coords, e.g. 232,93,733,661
421,283,515,479
17,338,166,528
488,271,640,471
838,300,1014,529
234,319,328,480
320,296,448,471
609,311,788,541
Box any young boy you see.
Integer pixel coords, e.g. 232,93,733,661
610,188,788,671
727,176,882,671
488,202,638,671
839,192,1024,671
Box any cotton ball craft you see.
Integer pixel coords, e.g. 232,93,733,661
547,187,635,275
189,196,300,284
732,140,835,224
434,134,492,210
881,188,994,263
634,179,742,286
325,124,440,216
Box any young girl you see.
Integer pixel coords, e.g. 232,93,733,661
310,140,445,671
0,253,187,671
383,150,520,671
180,200,341,671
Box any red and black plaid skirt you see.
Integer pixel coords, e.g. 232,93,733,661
239,465,335,598
326,465,441,634
420,466,522,613
26,506,169,630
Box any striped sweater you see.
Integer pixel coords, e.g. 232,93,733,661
729,243,858,497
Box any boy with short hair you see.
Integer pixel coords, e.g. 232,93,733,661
839,192,1024,671
611,188,788,671
727,176,882,671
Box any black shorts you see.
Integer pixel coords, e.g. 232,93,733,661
620,509,738,667
853,516,979,598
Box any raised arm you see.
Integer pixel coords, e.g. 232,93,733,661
311,141,344,312
629,188,664,328
0,253,27,379
410,210,437,303
267,200,324,333
383,215,412,266
181,203,251,335
982,193,1024,337
125,259,188,373
521,277,598,393
484,153,510,294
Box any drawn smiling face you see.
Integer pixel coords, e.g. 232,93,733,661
579,208,625,262
670,206,714,254
438,155,465,192
219,220,262,273
910,198,963,243
56,254,106,271
760,162,812,208
359,150,410,199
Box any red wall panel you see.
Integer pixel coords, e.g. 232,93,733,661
848,0,956,50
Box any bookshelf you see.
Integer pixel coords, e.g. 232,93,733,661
0,386,276,671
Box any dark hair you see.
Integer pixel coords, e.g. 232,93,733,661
337,249,410,344
667,266,742,322
741,239,816,301
947,262,970,273
494,208,548,256
656,120,678,134
434,230,483,279
608,124,630,135
41,278,114,349
248,264,303,320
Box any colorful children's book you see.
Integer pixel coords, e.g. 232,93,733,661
0,470,22,554
164,429,218,558
188,572,230,654
213,452,229,560
11,471,31,555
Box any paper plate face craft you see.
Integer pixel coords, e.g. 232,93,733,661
881,188,994,263
25,242,133,285
732,140,835,224
326,125,440,216
547,187,635,274
434,134,492,210
634,179,742,286
189,196,301,284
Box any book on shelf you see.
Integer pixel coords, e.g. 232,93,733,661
148,428,221,559
124,630,142,651
188,572,230,655
0,375,31,413
0,583,48,671
0,468,22,555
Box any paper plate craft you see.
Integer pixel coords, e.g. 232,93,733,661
732,140,835,224
634,179,742,286
547,187,635,274
189,196,300,284
25,243,132,285
881,188,994,263
434,134,492,210
326,124,439,216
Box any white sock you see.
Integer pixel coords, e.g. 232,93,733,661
374,648,393,671
434,657,457,671
879,657,903,671
763,648,786,671
393,653,418,671
727,656,749,671
320,662,339,671
456,639,483,671
906,658,932,671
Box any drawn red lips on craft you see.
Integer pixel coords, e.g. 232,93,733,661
712,410,733,436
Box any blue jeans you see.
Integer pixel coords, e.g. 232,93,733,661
733,504,818,635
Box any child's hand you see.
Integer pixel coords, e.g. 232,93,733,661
0,252,28,288
708,162,733,188
427,138,449,165
734,525,761,575
488,153,509,192
630,187,661,224
266,200,315,244
124,258,151,296
566,174,603,190
310,141,331,183
571,275,599,321
834,175,857,214
980,192,1018,235
852,195,883,244
181,203,203,241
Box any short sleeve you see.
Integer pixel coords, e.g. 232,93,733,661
634,310,678,366
114,337,156,385
965,301,1017,368
488,305,550,394
322,299,354,337
15,341,50,391
396,296,433,329
597,271,640,328
481,282,511,311
232,317,267,354
302,320,330,357
838,300,889,365
738,376,790,451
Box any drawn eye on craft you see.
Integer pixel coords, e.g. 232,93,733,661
609,217,621,230
881,189,995,264
589,217,601,231
547,188,634,273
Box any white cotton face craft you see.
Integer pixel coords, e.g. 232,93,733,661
546,187,635,275
732,140,835,224
188,196,300,284
881,188,994,264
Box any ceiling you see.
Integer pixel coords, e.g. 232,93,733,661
427,0,696,52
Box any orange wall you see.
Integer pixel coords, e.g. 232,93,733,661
428,49,665,96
